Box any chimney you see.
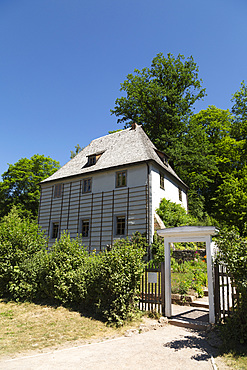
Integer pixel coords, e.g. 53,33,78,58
131,122,137,130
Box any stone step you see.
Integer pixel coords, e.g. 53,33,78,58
168,318,211,331
190,299,209,309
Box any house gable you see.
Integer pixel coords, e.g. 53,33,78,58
38,125,188,251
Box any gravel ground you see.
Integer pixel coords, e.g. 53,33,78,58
0,320,229,370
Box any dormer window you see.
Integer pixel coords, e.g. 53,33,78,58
86,151,104,167
155,149,169,166
88,155,96,166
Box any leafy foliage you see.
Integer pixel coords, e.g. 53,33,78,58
0,155,60,219
86,239,145,325
212,168,247,235
70,144,83,159
112,55,247,229
156,198,195,227
215,229,247,289
111,52,205,151
171,258,207,297
231,80,247,146
0,207,47,298
0,209,145,325
37,233,88,305
216,229,247,345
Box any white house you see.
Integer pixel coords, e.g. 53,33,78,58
38,124,188,251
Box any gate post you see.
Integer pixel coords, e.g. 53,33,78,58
158,226,218,323
214,264,220,322
164,240,171,317
206,236,215,324
160,261,165,315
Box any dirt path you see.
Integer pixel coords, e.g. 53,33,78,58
0,322,229,370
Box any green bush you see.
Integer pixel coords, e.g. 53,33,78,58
215,229,247,345
39,232,88,305
171,259,207,297
216,229,247,289
86,239,146,325
151,232,164,263
156,198,196,227
8,250,46,301
4,232,89,305
0,208,146,325
0,207,47,297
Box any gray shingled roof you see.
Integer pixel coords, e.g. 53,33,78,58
41,125,187,187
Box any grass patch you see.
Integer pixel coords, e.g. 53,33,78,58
220,352,247,369
0,299,142,358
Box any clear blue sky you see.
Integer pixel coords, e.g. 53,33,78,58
0,0,246,176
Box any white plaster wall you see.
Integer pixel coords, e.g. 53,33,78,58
92,164,147,192
150,164,188,238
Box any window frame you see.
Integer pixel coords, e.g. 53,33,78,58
178,188,182,202
116,170,127,188
115,215,126,236
82,178,92,193
80,219,90,238
88,155,96,166
51,221,60,240
54,183,63,198
160,172,165,190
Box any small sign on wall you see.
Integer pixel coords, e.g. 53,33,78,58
148,272,157,284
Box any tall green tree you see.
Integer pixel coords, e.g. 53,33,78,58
111,53,206,152
0,155,60,219
212,167,247,236
170,106,234,219
171,116,216,219
231,80,247,167
189,104,247,231
70,144,83,159
231,80,247,141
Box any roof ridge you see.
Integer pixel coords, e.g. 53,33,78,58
41,124,187,188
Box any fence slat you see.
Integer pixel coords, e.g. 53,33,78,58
214,263,238,322
139,262,165,315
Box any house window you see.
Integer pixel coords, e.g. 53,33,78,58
86,152,104,167
81,219,90,238
179,188,182,202
160,173,165,190
116,171,127,187
51,222,59,239
82,178,92,193
88,155,96,166
54,183,62,198
116,216,126,236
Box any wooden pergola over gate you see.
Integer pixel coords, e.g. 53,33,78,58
157,226,218,324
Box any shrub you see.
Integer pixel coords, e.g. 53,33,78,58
85,238,145,325
0,208,147,325
156,198,195,227
170,259,207,297
0,208,146,325
0,207,47,297
215,229,247,345
151,232,164,263
39,232,88,305
216,229,247,289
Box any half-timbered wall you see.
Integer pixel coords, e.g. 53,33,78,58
39,182,148,251
39,162,188,251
